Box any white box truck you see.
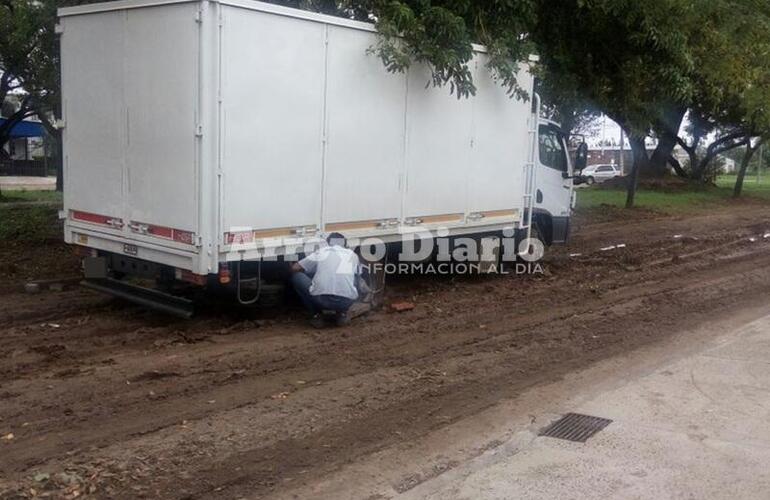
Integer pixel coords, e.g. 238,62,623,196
58,0,582,316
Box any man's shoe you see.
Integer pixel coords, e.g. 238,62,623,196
335,312,350,327
310,314,326,329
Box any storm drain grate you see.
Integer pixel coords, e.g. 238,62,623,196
538,413,613,443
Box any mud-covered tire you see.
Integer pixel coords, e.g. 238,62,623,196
517,224,546,262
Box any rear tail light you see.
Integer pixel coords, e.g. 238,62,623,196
218,263,231,284
73,246,98,258
174,268,207,286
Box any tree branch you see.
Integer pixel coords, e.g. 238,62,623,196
676,136,694,156
0,95,35,144
668,154,688,178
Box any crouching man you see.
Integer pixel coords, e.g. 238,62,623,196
290,232,360,328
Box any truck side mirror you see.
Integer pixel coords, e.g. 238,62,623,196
574,142,588,172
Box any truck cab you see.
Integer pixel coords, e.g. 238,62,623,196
533,119,576,245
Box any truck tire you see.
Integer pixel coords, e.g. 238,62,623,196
519,223,546,262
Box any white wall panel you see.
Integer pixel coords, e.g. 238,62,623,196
124,4,199,231
323,26,406,225
468,59,531,214
61,12,125,219
221,7,326,232
404,66,473,219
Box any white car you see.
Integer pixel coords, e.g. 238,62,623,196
581,164,623,184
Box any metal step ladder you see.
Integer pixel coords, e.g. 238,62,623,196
520,94,541,246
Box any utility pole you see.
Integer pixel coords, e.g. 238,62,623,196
600,114,607,162
758,143,764,185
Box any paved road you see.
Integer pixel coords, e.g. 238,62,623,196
0,175,55,191
398,311,770,499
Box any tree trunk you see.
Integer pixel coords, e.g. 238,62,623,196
626,135,648,208
734,139,764,198
668,155,687,178
692,131,750,183
41,123,63,192
686,148,697,178
645,107,686,178
646,133,677,178
54,131,63,192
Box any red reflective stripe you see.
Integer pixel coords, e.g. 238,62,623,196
131,221,195,246
147,225,174,239
224,231,254,245
172,229,194,245
71,210,116,226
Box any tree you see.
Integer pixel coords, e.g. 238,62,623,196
531,0,696,206
360,0,537,98
0,0,61,189
673,0,770,183
733,138,766,197
531,0,770,205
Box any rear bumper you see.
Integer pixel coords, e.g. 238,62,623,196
81,277,194,318
65,223,199,272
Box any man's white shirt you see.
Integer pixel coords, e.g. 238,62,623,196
298,245,360,300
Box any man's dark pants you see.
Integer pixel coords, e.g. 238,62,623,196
291,273,354,315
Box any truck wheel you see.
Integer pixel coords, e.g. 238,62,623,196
519,224,546,262
586,176,595,185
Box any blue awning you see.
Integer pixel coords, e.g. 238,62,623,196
0,118,45,138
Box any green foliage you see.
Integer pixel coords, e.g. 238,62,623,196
0,1,59,108
0,189,62,203
532,0,696,136
687,0,770,134
0,205,59,242
363,0,536,98
674,0,770,184
0,0,60,157
577,178,770,213
716,173,770,197
0,1,57,95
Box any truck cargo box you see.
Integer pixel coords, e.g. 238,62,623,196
59,0,544,276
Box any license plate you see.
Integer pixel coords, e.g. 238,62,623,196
123,244,138,256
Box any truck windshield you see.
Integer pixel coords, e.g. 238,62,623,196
538,126,568,173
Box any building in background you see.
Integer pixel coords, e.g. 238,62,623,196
0,117,48,176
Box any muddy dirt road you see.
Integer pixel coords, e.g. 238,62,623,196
2,203,770,499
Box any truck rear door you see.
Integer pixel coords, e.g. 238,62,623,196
61,4,200,254
122,5,200,247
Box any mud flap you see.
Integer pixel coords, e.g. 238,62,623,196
551,217,571,244
83,256,109,279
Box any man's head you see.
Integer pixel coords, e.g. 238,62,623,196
326,232,347,248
